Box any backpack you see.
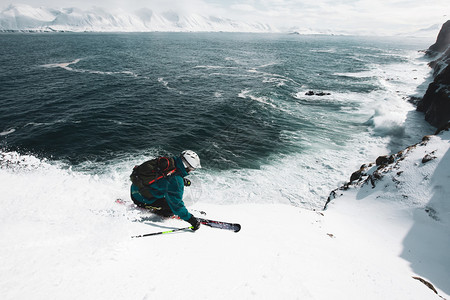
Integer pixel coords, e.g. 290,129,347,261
130,157,176,199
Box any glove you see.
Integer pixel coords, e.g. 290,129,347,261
187,215,201,231
183,178,191,186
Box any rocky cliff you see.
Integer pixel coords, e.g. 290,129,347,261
417,20,450,129
326,22,450,211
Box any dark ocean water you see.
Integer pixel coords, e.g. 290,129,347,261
0,32,435,207
0,33,431,167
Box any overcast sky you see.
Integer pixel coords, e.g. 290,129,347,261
3,0,449,35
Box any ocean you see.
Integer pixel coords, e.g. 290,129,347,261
0,32,436,209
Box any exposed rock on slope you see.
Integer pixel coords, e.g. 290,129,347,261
325,123,450,219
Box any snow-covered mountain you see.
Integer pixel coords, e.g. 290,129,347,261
0,4,274,33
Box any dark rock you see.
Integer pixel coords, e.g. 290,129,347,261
422,154,436,163
435,120,450,135
368,174,377,188
324,190,338,209
305,91,331,96
412,276,439,294
422,135,432,142
375,155,389,166
350,169,363,182
424,206,439,221
408,96,422,105
372,171,382,181
417,20,450,128
428,47,450,74
426,20,450,55
417,65,450,127
375,155,394,166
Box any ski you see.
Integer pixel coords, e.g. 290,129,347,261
198,218,241,232
115,199,241,232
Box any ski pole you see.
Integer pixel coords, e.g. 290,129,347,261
131,226,193,238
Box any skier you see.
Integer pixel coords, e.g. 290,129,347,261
130,150,202,231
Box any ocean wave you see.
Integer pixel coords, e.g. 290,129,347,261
208,72,254,78
310,48,337,53
0,128,15,136
256,62,278,68
365,108,407,138
0,147,364,211
42,58,81,70
157,77,185,94
247,69,302,86
0,151,58,171
0,150,201,212
194,65,239,69
25,119,70,127
238,89,278,109
42,58,138,77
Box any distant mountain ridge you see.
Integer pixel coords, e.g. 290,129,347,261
0,4,274,33
1,3,443,36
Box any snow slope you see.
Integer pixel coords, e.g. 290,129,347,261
0,4,273,32
0,128,449,299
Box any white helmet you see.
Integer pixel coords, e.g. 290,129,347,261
181,150,202,170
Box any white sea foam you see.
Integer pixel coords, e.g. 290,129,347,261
194,122,392,209
42,58,138,77
157,77,185,94
249,69,302,87
0,128,15,136
42,58,81,71
254,62,278,69
328,49,434,146
194,65,239,70
208,72,254,78
25,119,68,127
157,77,169,87
238,89,278,109
366,106,407,137
310,48,337,53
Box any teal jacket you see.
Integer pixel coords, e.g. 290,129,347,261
130,156,191,221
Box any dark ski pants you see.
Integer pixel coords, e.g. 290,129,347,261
130,193,174,217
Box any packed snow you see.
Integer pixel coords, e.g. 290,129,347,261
0,127,449,299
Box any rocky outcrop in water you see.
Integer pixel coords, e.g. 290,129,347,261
305,91,331,96
417,20,450,128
